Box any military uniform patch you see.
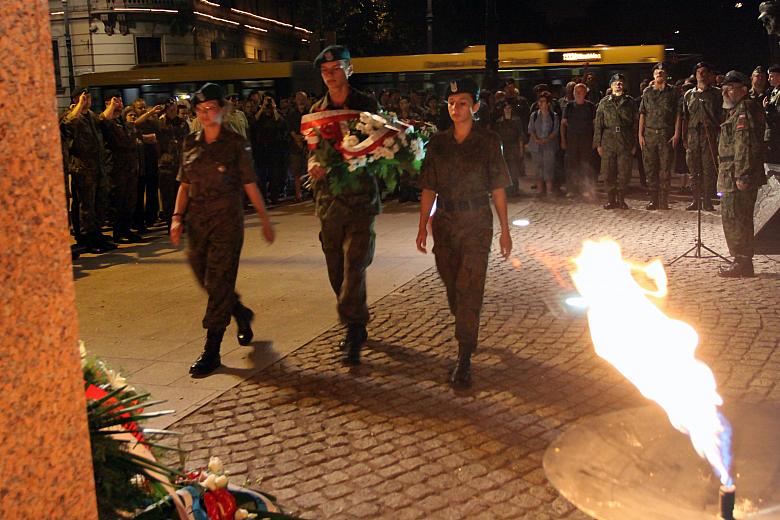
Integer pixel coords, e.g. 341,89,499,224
324,50,334,61
736,114,747,130
450,81,458,93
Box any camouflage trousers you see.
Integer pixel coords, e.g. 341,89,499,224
432,208,493,352
686,128,719,199
721,189,758,259
187,199,245,330
504,145,525,196
600,149,633,192
319,213,376,326
643,128,674,193
110,154,139,235
73,166,110,236
159,166,179,225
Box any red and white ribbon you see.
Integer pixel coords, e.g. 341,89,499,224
301,109,405,159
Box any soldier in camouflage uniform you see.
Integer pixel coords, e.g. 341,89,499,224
717,71,767,278
593,73,638,210
681,62,723,211
417,78,512,389
99,96,143,243
60,90,116,253
170,83,275,377
764,65,780,163
639,63,681,210
307,45,380,365
155,99,190,229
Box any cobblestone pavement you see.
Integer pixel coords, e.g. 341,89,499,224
170,196,780,519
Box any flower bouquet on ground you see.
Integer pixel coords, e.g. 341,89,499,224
81,343,299,520
300,109,431,195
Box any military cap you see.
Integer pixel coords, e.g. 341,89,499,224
444,77,480,102
314,45,351,68
753,65,767,76
722,70,749,87
769,64,780,74
693,61,714,73
609,73,626,84
192,83,224,107
653,62,670,72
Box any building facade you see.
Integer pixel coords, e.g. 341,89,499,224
50,0,313,109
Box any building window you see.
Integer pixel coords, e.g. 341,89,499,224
136,37,162,64
52,41,63,92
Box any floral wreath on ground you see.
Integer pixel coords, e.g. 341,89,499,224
301,109,435,195
81,342,300,520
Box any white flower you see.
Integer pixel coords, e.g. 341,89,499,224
208,457,224,475
392,144,400,153
305,134,320,145
342,135,360,148
355,122,367,133
359,112,373,124
203,474,218,491
347,156,367,172
235,509,258,520
383,137,396,148
215,474,229,489
105,368,129,390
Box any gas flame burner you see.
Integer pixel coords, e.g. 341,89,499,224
543,403,780,519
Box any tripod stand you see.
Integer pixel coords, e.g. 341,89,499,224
669,177,731,265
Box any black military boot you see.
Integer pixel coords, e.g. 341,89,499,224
190,328,224,377
718,257,755,278
341,324,367,365
702,199,716,212
658,191,670,210
449,345,473,389
233,303,255,346
603,190,619,210
616,190,629,209
646,191,659,210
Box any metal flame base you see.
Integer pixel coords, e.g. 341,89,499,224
543,403,780,519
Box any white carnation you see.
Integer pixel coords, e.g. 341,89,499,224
359,112,373,124
207,457,224,475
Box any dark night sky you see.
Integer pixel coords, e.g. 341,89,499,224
405,0,776,73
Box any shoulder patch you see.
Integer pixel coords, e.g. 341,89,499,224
736,114,747,130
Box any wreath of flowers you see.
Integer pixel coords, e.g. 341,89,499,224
301,110,434,195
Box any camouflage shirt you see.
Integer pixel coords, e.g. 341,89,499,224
682,86,723,129
60,108,107,174
154,116,190,171
419,126,511,202
309,87,382,219
717,98,766,193
177,127,256,206
764,86,780,142
639,83,680,130
593,94,637,152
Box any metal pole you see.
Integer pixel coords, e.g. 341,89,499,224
62,0,76,97
426,0,433,53
484,0,499,89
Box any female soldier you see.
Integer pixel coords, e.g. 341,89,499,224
170,83,275,377
416,78,512,389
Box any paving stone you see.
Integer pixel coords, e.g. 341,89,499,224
169,198,780,519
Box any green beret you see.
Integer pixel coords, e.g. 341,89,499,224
444,77,480,102
314,45,351,68
609,73,626,84
192,83,224,106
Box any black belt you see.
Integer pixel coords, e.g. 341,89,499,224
645,127,669,133
438,195,489,212
719,155,734,161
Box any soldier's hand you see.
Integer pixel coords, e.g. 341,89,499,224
262,221,275,243
78,91,89,106
670,133,680,148
499,230,512,259
170,219,183,247
308,165,327,181
416,227,428,254
597,146,603,157
639,134,646,150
